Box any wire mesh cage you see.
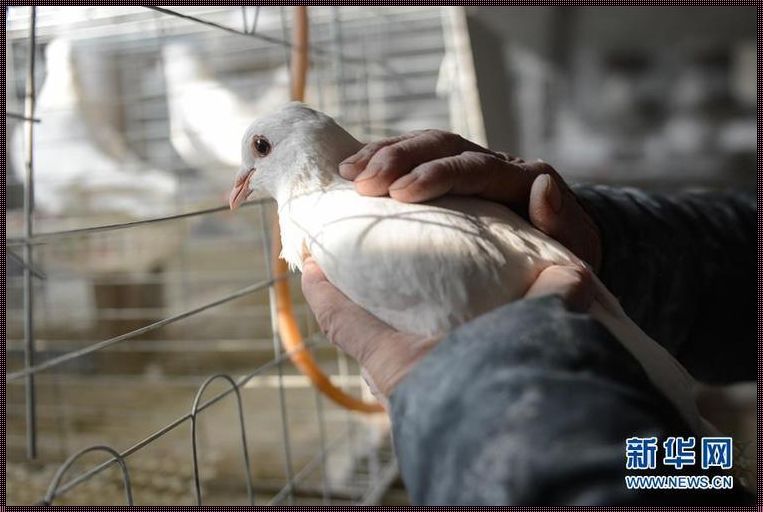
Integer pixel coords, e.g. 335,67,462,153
5,6,478,505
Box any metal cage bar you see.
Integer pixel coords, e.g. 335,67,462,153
190,374,255,505
43,445,134,506
22,4,38,460
34,338,322,505
5,201,264,248
259,203,297,505
6,111,41,123
5,5,402,504
144,6,403,81
6,276,283,382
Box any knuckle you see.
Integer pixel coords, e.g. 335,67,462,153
363,141,388,156
416,159,451,181
422,128,446,137
426,129,459,145
376,144,403,161
364,136,400,153
461,150,493,165
456,152,503,184
460,150,482,159
374,144,407,170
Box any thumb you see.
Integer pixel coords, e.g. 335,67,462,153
301,258,434,398
301,258,396,365
528,174,601,270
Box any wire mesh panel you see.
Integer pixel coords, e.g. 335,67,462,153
5,6,473,505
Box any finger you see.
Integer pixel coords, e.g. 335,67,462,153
301,258,397,365
302,259,431,398
354,130,492,197
338,132,421,180
524,264,595,312
388,151,534,212
528,174,602,269
388,151,503,202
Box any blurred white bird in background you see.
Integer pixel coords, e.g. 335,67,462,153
9,38,182,275
162,42,291,182
231,102,716,437
11,38,178,218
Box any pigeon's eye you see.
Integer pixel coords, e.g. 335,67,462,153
253,136,271,157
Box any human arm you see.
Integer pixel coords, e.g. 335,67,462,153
573,186,755,383
389,296,753,504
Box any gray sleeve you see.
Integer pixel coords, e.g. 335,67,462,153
573,186,755,383
389,297,753,505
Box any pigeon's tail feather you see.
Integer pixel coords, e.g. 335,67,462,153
588,276,714,436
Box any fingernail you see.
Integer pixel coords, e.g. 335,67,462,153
544,174,562,213
355,164,381,182
389,173,418,191
339,162,360,179
339,154,362,177
338,164,354,179
340,154,359,166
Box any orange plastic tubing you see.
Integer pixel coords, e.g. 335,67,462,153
271,6,383,414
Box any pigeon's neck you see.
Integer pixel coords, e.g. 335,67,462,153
273,129,363,206
275,128,363,270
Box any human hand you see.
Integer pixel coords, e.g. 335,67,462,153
301,257,595,404
339,130,602,270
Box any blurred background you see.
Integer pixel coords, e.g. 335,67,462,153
4,6,756,505
466,7,755,188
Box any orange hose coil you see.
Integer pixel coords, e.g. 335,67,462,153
272,6,384,414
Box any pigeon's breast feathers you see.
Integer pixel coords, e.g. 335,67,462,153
233,102,362,208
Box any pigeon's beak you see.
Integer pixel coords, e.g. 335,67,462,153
229,168,254,210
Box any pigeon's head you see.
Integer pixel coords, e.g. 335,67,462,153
230,102,360,209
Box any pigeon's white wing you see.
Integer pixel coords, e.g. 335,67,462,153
285,188,576,336
589,282,711,435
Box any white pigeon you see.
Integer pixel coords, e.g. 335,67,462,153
230,102,715,436
11,38,177,218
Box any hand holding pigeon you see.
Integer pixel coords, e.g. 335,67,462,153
302,257,594,402
338,129,602,270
